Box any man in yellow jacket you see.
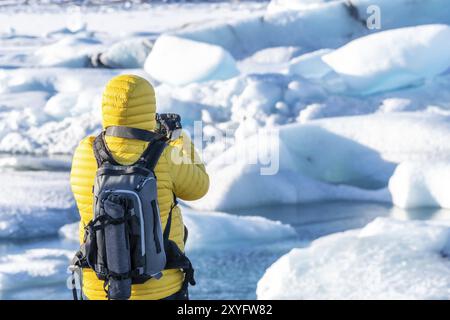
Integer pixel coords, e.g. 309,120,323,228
70,74,209,300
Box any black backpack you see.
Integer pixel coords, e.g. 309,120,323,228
70,126,195,300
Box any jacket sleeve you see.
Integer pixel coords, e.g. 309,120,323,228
167,132,209,201
70,136,97,225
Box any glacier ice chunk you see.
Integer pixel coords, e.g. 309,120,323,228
288,48,334,80
177,0,450,59
33,37,98,68
144,35,239,86
58,222,79,243
267,0,336,13
257,217,450,299
183,208,296,250
389,162,450,209
192,113,450,211
322,24,450,94
99,38,153,68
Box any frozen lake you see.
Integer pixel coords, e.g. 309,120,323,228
1,0,450,300
1,200,448,300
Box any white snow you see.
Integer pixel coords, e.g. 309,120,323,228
0,67,118,95
99,38,153,69
0,3,449,214
144,35,239,86
0,2,267,37
33,36,98,68
193,113,450,211
0,68,120,154
267,0,335,13
58,222,79,243
0,70,314,154
193,160,391,212
177,0,450,59
182,208,296,250
389,162,450,209
176,4,358,58
244,47,302,65
288,48,333,80
257,217,450,300
238,46,303,74
44,93,79,120
44,90,102,121
322,24,450,94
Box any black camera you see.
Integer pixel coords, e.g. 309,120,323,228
155,113,182,140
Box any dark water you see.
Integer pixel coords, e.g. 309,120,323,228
1,201,449,300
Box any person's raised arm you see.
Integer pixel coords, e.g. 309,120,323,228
167,132,209,201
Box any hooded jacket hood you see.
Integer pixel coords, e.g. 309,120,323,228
101,74,156,131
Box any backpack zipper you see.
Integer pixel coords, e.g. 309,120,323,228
135,176,155,192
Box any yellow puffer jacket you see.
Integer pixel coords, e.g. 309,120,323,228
70,75,209,300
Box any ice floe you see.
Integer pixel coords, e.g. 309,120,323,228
177,0,450,58
33,36,100,68
322,24,450,94
257,217,450,299
98,38,153,69
144,35,239,86
389,162,450,209
194,113,450,210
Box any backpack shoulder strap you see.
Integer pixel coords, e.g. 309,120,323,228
140,138,167,171
105,126,164,143
163,194,196,287
163,194,178,242
93,132,119,167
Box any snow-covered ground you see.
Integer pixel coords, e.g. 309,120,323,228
1,0,450,300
